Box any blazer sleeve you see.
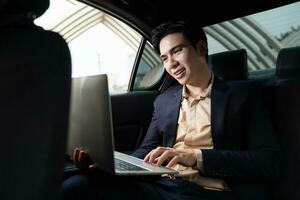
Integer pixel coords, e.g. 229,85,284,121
201,87,281,180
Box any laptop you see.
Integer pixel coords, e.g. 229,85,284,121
67,74,178,176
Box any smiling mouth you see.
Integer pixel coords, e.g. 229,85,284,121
174,68,185,78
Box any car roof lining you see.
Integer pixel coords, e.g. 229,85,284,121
79,0,299,38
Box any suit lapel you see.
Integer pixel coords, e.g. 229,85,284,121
211,77,230,148
164,86,182,147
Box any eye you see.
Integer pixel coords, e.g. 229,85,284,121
173,47,182,54
161,56,168,63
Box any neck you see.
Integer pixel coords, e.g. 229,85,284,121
185,67,212,98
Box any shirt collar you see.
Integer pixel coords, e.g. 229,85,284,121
182,73,214,100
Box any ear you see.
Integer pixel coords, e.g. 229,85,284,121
196,40,207,57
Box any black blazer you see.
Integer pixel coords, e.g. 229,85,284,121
132,77,280,199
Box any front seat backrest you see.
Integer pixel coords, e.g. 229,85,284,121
276,46,300,80
0,1,71,200
272,46,300,200
208,49,248,81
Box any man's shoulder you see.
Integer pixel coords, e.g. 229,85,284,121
158,84,181,98
154,84,181,105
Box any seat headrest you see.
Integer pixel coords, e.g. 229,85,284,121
276,46,300,78
3,0,49,18
208,49,248,81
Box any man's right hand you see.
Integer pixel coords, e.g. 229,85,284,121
72,148,97,171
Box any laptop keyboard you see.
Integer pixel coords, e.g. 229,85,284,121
115,158,148,171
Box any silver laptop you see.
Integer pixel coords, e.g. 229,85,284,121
67,74,177,176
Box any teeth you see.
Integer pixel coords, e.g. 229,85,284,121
174,69,184,78
175,68,184,76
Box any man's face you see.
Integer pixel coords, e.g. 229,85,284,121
159,33,207,85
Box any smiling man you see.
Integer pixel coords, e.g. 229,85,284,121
132,20,280,199
63,20,280,200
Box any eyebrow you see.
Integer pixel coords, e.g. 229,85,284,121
160,43,185,59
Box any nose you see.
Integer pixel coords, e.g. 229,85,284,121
166,56,178,69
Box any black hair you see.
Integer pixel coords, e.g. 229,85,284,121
151,20,208,61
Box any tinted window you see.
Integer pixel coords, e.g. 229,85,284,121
205,1,300,71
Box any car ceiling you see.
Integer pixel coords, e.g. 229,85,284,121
80,0,299,37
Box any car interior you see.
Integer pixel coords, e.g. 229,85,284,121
1,0,299,199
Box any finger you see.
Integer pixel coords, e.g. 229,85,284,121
78,150,83,170
149,147,166,163
79,150,88,170
155,150,172,166
166,156,179,168
72,148,77,161
144,149,157,163
144,150,154,162
73,148,80,167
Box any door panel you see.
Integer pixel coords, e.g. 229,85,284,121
111,91,159,152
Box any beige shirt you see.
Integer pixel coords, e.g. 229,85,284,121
171,74,229,191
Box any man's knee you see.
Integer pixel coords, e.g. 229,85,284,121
62,174,96,200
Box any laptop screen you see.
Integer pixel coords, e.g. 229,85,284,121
67,74,115,174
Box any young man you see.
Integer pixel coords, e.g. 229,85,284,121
63,20,280,200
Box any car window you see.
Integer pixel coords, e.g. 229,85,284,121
133,41,164,90
205,1,300,72
35,0,299,90
35,0,143,94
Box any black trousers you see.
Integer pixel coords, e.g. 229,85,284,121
62,172,237,200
